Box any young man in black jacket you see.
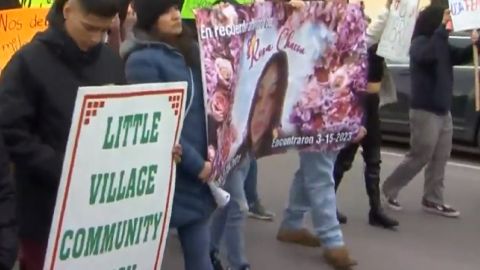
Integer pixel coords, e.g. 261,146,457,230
0,0,125,269
382,6,479,218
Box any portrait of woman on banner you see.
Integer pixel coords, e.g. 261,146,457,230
240,50,289,158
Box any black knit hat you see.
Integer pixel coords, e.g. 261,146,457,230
134,0,181,31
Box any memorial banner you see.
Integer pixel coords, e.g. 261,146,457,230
43,83,186,270
0,8,48,72
377,0,420,62
196,2,368,184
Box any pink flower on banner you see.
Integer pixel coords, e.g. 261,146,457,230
328,65,351,94
217,123,237,163
209,90,231,122
211,3,239,26
215,57,234,88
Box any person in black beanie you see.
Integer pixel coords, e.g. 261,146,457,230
382,5,479,217
122,0,215,269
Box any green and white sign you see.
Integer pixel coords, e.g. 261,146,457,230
43,82,187,270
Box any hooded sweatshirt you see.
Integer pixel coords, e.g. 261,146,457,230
410,26,476,115
0,5,125,242
121,29,215,225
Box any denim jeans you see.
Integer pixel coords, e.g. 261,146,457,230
280,151,344,248
210,155,251,270
244,159,258,207
170,212,214,270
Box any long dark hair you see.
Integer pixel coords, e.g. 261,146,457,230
246,50,289,158
158,23,200,67
412,5,444,39
135,12,199,67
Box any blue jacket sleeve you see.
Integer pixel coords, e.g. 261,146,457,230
125,52,206,178
449,43,475,66
178,137,205,178
125,52,162,83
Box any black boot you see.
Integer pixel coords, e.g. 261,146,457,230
333,149,356,226
364,154,399,229
337,210,348,224
369,208,399,228
211,250,225,270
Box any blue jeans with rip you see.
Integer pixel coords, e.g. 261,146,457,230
210,155,251,270
280,151,344,249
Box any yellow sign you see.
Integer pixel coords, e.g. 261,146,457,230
0,8,49,72
181,0,254,19
20,0,53,8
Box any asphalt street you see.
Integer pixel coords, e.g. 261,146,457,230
12,148,480,270
162,148,480,270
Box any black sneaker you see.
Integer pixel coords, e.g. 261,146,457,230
422,199,460,218
248,200,275,221
210,250,225,270
385,197,402,211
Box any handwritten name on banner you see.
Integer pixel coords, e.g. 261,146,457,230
0,8,48,72
43,83,186,270
449,0,480,31
195,2,368,184
377,0,420,62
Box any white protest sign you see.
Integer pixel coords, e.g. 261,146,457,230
449,0,480,31
377,0,420,62
43,83,187,270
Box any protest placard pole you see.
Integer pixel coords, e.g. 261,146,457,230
474,44,479,111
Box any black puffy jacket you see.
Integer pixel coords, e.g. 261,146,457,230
0,6,125,243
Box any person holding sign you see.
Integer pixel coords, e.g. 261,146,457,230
122,0,216,269
209,50,289,270
382,5,480,218
0,0,21,74
333,0,399,229
0,0,126,269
